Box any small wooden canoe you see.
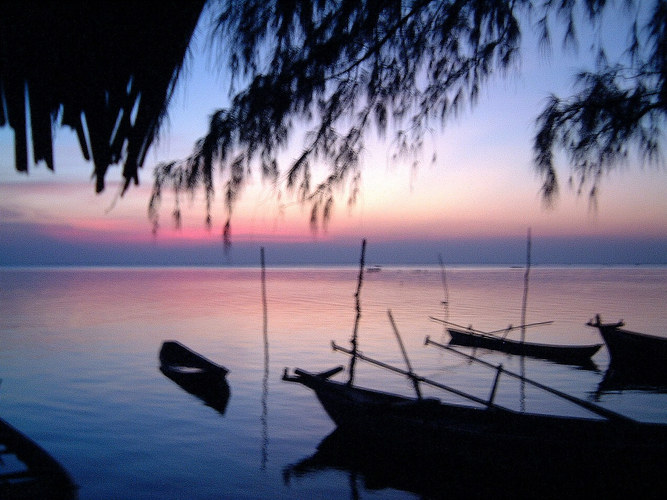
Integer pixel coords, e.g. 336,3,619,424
429,317,602,366
159,341,230,415
0,417,77,500
446,326,602,365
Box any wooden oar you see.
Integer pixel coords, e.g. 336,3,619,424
424,336,635,424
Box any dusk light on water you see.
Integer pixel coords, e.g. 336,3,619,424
1,266,666,498
1,3,665,268
1,1,666,498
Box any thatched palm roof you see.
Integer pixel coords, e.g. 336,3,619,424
0,1,206,192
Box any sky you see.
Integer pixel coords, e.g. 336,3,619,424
1,5,666,266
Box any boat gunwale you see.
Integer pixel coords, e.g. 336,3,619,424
447,327,603,351
159,340,229,375
284,367,667,441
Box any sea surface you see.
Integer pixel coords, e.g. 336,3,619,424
1,266,665,499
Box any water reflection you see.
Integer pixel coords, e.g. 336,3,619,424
284,428,456,498
261,247,270,469
2,267,665,499
596,366,667,395
285,426,666,498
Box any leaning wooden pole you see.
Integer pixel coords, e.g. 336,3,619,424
520,228,531,344
388,310,422,399
347,239,366,385
424,336,634,423
333,342,505,411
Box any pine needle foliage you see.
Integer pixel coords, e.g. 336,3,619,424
145,0,663,238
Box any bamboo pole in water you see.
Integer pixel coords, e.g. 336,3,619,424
261,247,268,354
520,228,531,344
438,253,450,324
347,239,366,385
260,247,269,469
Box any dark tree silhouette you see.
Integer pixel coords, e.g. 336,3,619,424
149,0,665,242
533,0,666,202
0,1,205,192
1,2,663,240
151,0,525,242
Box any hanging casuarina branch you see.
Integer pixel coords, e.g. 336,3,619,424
2,2,662,223
149,1,664,239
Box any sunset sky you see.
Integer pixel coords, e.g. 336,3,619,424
1,7,665,266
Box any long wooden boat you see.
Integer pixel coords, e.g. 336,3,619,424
433,232,602,367
432,318,602,365
159,341,230,415
0,417,77,500
283,347,666,496
587,315,667,379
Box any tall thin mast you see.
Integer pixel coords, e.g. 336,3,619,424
520,228,531,343
347,239,366,385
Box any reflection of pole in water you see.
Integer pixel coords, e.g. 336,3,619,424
438,254,449,321
520,354,526,413
438,253,450,342
349,470,359,500
519,229,530,412
261,247,269,469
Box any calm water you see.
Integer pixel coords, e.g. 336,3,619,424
1,266,665,498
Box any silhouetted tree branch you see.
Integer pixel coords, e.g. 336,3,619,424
151,0,525,241
533,0,666,203
151,0,665,240
1,2,663,237
0,1,206,193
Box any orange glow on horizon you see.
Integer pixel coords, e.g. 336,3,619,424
1,159,665,251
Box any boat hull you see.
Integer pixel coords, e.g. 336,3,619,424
592,323,667,379
0,418,77,500
447,327,601,365
159,341,228,376
159,341,230,414
284,368,667,495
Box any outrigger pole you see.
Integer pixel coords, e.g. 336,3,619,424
332,341,506,411
424,336,634,424
429,317,554,338
388,310,422,400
